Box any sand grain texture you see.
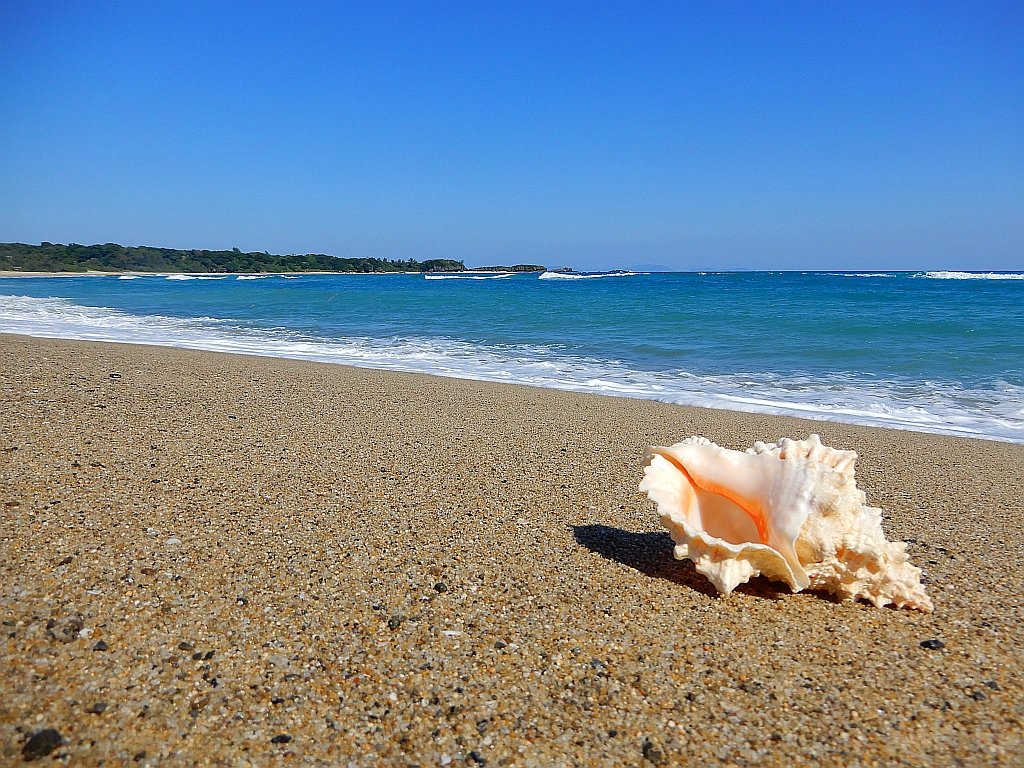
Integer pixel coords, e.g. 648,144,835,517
1,334,1022,766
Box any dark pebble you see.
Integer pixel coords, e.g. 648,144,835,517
388,616,403,630
92,640,108,651
984,680,1000,690
271,734,292,744
58,556,73,566
177,641,194,651
608,729,618,737
469,750,486,765
22,728,63,761
920,639,946,650
642,738,666,765
189,696,210,716
133,751,146,762
494,639,508,649
204,650,215,660
86,702,108,714
433,582,448,593
109,372,121,379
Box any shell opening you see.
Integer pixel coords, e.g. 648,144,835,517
653,451,769,546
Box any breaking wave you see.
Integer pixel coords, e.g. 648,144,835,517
917,271,1024,281
539,271,642,280
1,293,1020,443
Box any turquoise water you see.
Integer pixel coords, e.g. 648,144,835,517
1,270,1022,442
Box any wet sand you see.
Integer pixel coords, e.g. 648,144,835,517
1,333,1022,766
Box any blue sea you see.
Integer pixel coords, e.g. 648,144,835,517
1,270,1022,443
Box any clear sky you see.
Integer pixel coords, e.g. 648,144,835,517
1,1,1021,271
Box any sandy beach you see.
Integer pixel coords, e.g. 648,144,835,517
1,332,1022,766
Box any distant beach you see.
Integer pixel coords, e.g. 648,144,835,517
1,333,1022,765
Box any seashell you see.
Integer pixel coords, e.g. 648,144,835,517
639,434,933,611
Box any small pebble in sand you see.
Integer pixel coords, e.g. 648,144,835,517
46,616,83,643
22,728,63,761
642,737,666,765
270,734,292,744
920,639,946,650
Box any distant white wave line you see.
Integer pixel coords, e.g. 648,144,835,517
919,271,1024,280
166,274,229,281
539,271,642,280
424,274,513,280
839,273,897,278
234,274,301,280
1,294,1021,444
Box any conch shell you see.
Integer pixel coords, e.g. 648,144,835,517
639,434,932,611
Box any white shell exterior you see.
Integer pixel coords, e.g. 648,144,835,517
639,434,933,611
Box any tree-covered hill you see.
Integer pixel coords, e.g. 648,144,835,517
0,242,467,274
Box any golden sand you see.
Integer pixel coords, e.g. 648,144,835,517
2,333,1022,765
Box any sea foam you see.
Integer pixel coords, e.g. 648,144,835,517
539,271,642,280
919,271,1024,280
1,293,1020,444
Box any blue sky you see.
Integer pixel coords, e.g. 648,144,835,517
1,1,1021,270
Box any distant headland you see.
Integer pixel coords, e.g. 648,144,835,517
0,242,548,275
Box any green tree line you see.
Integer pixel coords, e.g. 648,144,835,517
0,242,467,274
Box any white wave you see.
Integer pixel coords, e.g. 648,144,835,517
1,294,1021,444
917,271,1024,281
539,270,642,280
424,273,514,280
117,275,139,280
235,274,270,280
166,274,229,281
838,272,898,278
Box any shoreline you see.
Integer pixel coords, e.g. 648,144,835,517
2,333,1022,764
0,324,1018,444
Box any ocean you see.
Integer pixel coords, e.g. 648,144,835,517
1,270,1022,443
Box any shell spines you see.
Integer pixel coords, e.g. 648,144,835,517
640,434,932,612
